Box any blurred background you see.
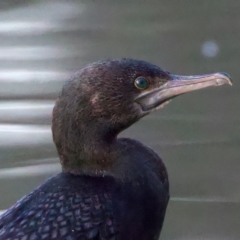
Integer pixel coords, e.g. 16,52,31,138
0,0,239,239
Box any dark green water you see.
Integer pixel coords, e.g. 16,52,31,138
0,1,239,239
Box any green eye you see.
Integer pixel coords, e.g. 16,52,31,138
134,77,149,90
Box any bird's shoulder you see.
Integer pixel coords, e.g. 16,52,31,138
117,137,168,185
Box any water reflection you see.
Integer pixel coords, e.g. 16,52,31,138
201,40,219,58
0,21,84,35
171,197,240,204
0,46,84,60
0,70,69,82
0,124,51,147
0,101,53,124
0,2,85,21
0,162,59,179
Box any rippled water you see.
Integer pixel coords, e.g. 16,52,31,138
0,1,239,239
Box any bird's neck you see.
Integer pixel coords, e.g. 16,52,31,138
60,122,120,176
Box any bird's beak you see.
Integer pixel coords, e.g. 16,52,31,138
135,72,232,112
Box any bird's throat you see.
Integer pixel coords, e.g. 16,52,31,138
60,128,118,176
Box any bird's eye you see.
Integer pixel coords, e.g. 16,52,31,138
134,77,149,90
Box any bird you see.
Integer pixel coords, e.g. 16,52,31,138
0,58,232,240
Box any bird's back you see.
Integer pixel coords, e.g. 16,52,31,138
0,173,117,240
0,168,168,240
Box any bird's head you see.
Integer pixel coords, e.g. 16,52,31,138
52,58,231,172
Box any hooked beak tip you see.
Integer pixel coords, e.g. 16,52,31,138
217,72,232,86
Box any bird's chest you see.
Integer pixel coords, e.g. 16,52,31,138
112,175,168,240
